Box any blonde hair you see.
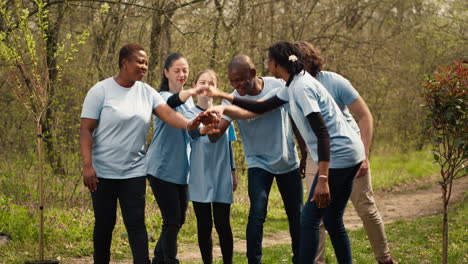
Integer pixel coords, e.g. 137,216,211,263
193,69,219,87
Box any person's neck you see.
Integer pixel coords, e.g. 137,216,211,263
249,77,264,96
197,97,213,110
278,71,291,83
114,73,135,88
169,84,183,94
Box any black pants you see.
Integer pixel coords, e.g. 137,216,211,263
193,202,233,264
148,176,188,264
91,176,149,264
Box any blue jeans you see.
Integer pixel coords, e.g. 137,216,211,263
300,163,361,264
246,168,303,264
91,176,150,264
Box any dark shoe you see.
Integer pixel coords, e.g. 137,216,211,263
378,258,394,264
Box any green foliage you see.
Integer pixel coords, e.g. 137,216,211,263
370,149,439,190
422,61,467,186
220,197,468,264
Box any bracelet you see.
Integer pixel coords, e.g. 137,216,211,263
318,175,328,179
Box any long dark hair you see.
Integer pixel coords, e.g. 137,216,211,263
294,41,324,77
268,41,305,75
159,52,186,92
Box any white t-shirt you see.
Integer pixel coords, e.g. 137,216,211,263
276,72,365,168
81,77,165,179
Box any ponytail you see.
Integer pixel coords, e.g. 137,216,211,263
268,41,305,76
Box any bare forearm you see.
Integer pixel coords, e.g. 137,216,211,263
80,130,93,168
359,116,373,158
223,105,258,120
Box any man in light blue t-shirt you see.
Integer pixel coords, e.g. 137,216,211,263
296,41,393,264
209,55,307,264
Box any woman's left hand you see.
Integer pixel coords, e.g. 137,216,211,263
311,178,331,208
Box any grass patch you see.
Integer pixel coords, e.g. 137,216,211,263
224,196,467,264
370,149,439,190
0,148,443,263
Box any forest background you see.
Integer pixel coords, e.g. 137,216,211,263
0,0,466,263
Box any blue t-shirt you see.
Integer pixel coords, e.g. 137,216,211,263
276,72,365,168
223,77,299,174
146,91,195,185
185,106,234,204
316,71,360,134
80,77,165,179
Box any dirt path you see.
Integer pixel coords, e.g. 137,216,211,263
65,176,468,263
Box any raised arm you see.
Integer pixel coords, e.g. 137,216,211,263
80,118,98,192
166,87,204,108
348,96,373,177
203,85,286,114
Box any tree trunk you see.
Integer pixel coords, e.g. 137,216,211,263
442,188,448,264
43,0,66,175
37,121,45,261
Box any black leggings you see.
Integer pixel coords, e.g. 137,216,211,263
192,202,233,264
148,176,188,264
91,176,149,264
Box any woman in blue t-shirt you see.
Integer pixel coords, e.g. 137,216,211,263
146,53,217,264
80,44,208,264
203,41,365,264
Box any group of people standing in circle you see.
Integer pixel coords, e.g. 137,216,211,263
80,40,394,264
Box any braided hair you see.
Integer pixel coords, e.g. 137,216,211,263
268,41,305,76
159,52,186,92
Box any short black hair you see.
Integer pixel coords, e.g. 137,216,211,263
118,43,145,69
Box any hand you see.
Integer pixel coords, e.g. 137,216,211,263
83,165,98,192
205,105,225,119
299,158,307,178
311,178,330,208
199,111,220,126
200,123,220,135
187,86,206,96
201,84,221,98
232,170,238,192
355,158,369,178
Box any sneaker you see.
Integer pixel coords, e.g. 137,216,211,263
378,258,394,264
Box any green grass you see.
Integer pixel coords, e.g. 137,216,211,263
222,196,468,264
0,149,443,263
370,149,439,190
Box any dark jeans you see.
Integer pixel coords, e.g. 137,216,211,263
246,168,303,264
193,202,233,264
91,176,149,264
299,163,362,264
148,176,188,264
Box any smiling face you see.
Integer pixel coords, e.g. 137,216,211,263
227,67,256,96
122,50,148,82
164,57,189,92
194,71,217,101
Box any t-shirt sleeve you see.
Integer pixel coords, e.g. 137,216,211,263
296,84,321,116
276,85,289,102
221,99,234,122
337,76,359,106
81,84,104,120
151,88,166,110
228,124,237,141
